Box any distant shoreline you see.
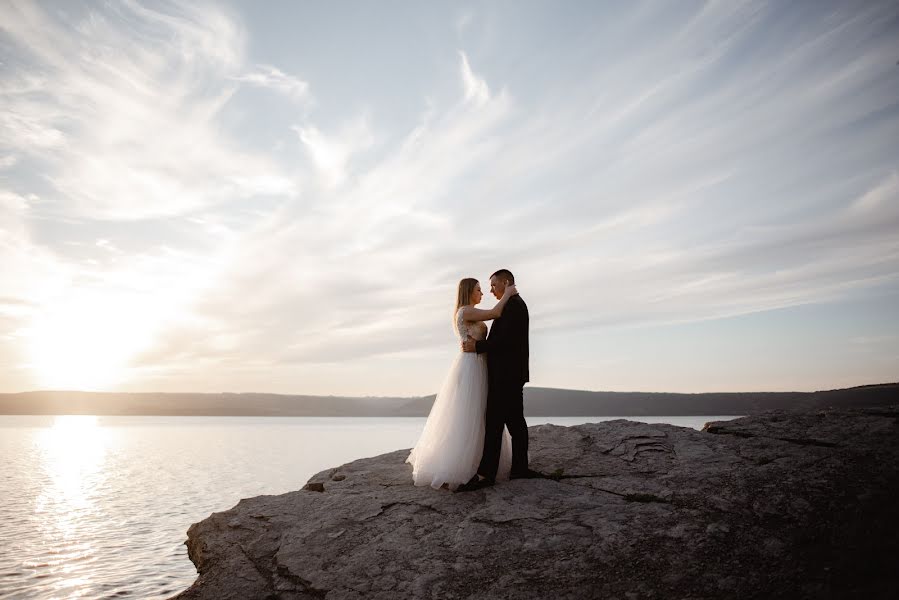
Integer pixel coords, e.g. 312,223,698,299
1,383,896,417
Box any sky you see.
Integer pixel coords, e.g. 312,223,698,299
0,0,897,396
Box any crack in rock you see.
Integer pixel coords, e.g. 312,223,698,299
590,486,673,504
364,500,447,521
240,540,329,599
703,426,839,448
274,562,328,599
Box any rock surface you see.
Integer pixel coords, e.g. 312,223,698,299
172,407,899,599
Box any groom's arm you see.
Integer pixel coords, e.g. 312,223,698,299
475,298,523,355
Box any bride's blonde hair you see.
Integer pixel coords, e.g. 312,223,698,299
455,278,479,313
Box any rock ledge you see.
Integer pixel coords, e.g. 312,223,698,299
173,407,899,599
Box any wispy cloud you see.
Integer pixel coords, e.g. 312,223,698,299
232,64,311,102
0,0,296,220
135,52,515,378
293,114,375,188
1,0,897,394
459,51,490,105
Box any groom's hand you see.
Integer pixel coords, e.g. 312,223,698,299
461,337,476,353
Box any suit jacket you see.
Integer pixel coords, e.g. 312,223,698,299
475,294,529,386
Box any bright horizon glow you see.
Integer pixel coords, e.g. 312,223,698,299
1,1,898,396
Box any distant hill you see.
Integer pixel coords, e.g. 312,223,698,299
1,383,896,416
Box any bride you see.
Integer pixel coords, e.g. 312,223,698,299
406,278,516,490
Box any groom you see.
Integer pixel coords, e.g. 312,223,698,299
457,269,543,492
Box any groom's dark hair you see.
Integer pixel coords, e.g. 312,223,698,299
491,269,515,284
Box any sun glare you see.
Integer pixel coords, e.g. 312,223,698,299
32,415,112,594
35,415,110,513
25,294,158,390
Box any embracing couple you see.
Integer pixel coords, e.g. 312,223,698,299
406,269,545,492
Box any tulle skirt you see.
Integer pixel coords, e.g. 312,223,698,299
406,351,512,490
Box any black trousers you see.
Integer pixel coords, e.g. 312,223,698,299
478,381,529,480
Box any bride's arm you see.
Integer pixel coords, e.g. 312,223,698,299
460,285,517,322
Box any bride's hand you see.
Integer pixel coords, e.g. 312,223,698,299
503,284,518,299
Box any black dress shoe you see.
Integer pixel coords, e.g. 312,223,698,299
454,475,495,492
460,474,480,488
509,468,546,480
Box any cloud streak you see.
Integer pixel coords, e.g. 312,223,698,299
1,0,897,394
0,0,296,220
232,65,311,102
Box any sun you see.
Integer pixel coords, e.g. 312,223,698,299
25,292,158,390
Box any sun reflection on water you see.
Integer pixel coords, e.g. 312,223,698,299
33,416,112,596
36,416,109,507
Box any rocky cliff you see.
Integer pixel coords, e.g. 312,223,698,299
172,407,899,599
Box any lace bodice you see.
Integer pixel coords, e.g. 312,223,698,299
455,307,488,342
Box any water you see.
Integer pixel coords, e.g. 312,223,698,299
0,415,739,599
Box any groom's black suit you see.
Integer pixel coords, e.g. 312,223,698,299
475,293,529,480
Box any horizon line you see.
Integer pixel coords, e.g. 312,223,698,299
3,382,896,398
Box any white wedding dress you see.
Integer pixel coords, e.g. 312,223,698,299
406,308,512,490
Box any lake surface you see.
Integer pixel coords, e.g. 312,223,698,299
0,415,740,599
